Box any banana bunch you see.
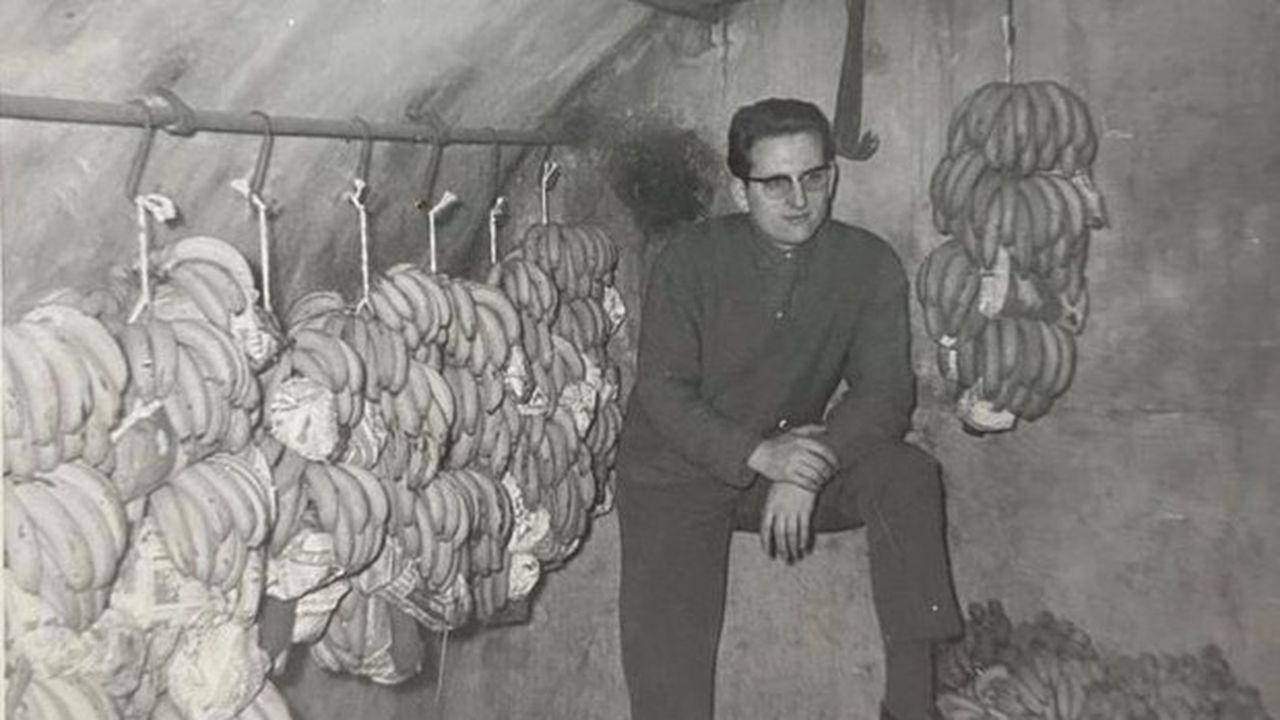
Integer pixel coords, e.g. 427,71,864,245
4,462,127,629
485,257,561,323
439,278,522,376
916,239,986,346
552,296,614,355
467,394,521,481
438,364,486,468
583,399,623,507
939,655,1096,720
511,223,620,302
3,303,128,475
505,405,581,511
509,224,621,369
932,154,1097,274
944,80,1099,178
301,461,390,572
417,469,513,582
146,452,274,590
1099,647,1272,720
950,317,1077,422
119,316,261,455
521,330,589,414
270,314,368,432
154,236,259,336
921,79,1107,432
936,602,1274,720
540,460,596,565
486,257,561,369
366,264,455,354
262,441,310,557
367,265,523,379
11,672,119,720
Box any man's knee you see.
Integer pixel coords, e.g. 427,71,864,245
858,442,943,505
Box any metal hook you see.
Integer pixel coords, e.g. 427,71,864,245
152,87,198,137
352,116,374,184
124,99,157,200
482,127,502,205
414,109,450,211
248,110,274,199
539,145,560,189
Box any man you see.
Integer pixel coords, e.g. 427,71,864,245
615,98,962,720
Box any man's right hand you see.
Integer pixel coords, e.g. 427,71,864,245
747,426,840,492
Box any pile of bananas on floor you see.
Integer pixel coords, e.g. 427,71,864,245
918,80,1109,433
935,601,1273,720
2,223,626,719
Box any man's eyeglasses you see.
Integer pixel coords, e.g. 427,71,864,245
742,163,834,201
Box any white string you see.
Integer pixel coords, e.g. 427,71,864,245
1002,0,1015,84
429,200,440,274
252,193,273,313
427,191,459,274
488,196,506,266
540,161,559,226
349,178,372,312
109,399,163,443
230,177,274,312
128,196,152,323
128,194,178,323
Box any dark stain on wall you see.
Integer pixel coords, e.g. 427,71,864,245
598,115,720,239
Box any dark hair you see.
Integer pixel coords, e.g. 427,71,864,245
726,98,835,179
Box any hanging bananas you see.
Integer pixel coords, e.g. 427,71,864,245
919,80,1108,432
4,215,626,694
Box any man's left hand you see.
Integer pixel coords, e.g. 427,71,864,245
759,481,818,563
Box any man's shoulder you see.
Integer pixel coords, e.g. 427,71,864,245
820,220,904,272
653,214,750,265
823,219,894,256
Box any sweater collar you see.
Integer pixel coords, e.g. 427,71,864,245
737,213,826,267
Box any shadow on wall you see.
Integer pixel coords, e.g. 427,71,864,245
573,110,721,241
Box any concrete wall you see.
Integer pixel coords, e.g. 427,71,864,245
0,0,650,312
411,2,1280,718
3,0,1277,718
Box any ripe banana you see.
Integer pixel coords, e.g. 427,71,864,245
43,462,128,586
5,487,45,592
171,318,246,402
13,479,96,592
303,461,341,531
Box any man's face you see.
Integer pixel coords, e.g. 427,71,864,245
732,131,835,248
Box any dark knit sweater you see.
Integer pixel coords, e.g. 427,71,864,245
617,212,916,488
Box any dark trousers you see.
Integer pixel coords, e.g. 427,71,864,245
617,441,962,720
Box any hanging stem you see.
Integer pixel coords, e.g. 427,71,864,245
252,194,273,312
126,194,176,322
350,178,372,312
540,160,559,226
488,196,506,266
1003,0,1015,84
427,191,459,274
130,196,152,322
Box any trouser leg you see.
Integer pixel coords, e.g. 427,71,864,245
617,478,734,720
732,441,961,642
851,442,962,644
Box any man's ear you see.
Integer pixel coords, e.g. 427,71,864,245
730,178,750,212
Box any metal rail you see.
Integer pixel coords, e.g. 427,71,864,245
0,92,559,147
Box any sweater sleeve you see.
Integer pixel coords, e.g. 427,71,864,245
632,246,761,488
823,245,916,469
